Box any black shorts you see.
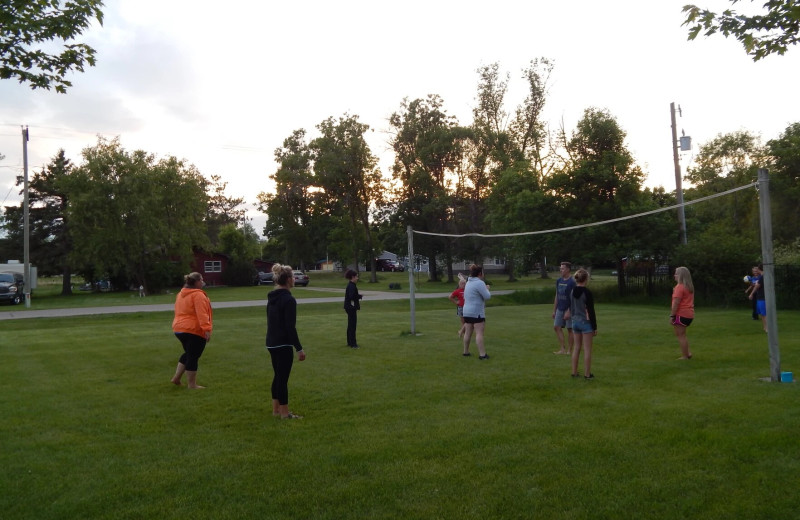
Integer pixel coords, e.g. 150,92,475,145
464,316,485,324
671,315,693,327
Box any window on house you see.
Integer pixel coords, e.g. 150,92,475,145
204,261,222,273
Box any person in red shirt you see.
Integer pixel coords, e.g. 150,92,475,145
170,272,213,388
449,275,467,342
670,266,695,360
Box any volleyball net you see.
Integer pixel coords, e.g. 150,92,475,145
403,172,782,381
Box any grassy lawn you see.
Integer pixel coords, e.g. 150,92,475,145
2,298,798,519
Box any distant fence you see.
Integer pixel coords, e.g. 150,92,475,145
617,264,800,309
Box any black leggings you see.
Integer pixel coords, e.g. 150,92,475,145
175,333,206,371
268,345,295,405
346,308,358,346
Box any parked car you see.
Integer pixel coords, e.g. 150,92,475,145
78,280,112,292
375,259,404,272
0,271,25,305
293,270,309,286
255,271,273,285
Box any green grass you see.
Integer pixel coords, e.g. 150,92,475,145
2,299,799,519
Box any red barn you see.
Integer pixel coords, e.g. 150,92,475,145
190,251,229,287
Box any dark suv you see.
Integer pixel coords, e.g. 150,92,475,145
0,272,25,305
375,259,404,272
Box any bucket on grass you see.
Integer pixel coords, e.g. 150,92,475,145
781,371,793,383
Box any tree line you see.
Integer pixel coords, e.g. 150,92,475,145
258,60,800,285
1,61,799,294
0,137,251,294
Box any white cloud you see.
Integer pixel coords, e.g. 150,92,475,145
2,0,799,230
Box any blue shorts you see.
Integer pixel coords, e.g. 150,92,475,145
554,308,572,328
756,300,766,316
572,319,594,334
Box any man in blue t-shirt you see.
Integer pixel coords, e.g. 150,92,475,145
744,265,760,320
552,261,576,355
748,264,767,332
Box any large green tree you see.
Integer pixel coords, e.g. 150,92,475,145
1,0,104,92
483,59,556,279
205,174,245,249
547,108,670,266
389,95,467,281
2,149,75,293
66,137,209,291
509,58,555,177
682,0,800,60
672,130,765,300
485,162,552,278
257,129,320,269
765,122,800,246
683,130,765,250
218,222,260,286
311,114,383,280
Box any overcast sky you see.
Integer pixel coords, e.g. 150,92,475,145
2,0,799,235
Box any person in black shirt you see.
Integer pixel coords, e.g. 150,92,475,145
266,263,306,419
344,269,362,348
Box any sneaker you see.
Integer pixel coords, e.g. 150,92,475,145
350,345,360,349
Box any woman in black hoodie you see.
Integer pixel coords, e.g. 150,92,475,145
343,269,362,348
266,263,306,419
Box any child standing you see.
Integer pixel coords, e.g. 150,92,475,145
568,268,597,379
671,266,695,359
748,264,766,332
449,274,467,339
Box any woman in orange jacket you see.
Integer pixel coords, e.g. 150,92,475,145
171,272,213,388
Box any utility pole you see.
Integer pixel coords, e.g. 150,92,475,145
22,126,31,308
670,102,688,245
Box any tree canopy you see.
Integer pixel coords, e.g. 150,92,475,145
1,0,104,92
682,0,800,60
0,137,255,292
4,54,799,292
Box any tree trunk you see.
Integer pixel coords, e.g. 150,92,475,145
506,256,516,282
445,241,454,283
60,264,73,295
429,255,439,282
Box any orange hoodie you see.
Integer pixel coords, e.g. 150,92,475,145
172,288,213,338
